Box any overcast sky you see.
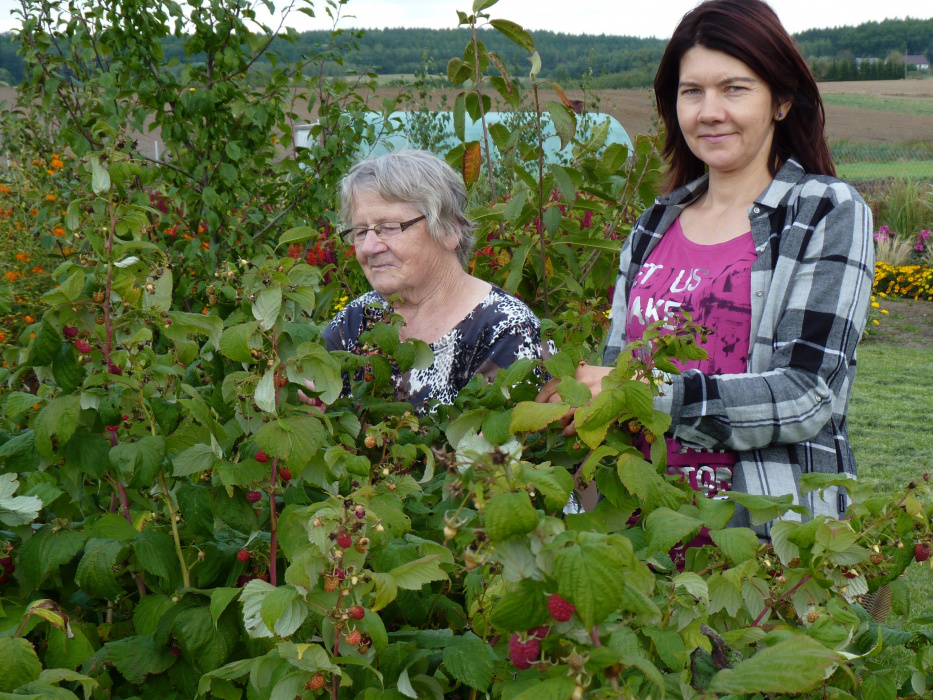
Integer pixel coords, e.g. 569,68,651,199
3,0,931,38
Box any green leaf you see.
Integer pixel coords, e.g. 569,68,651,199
728,491,808,525
278,226,316,247
442,633,493,691
546,101,576,150
219,321,260,363
110,436,166,487
252,287,283,331
89,156,110,194
389,555,447,590
75,538,128,600
472,0,498,12
709,527,760,565
260,586,298,633
88,513,139,542
645,507,704,555
172,443,219,477
34,394,81,459
134,528,178,582
0,473,43,526
210,588,241,627
524,465,574,512
142,269,173,312
509,676,576,700
697,497,735,531
0,637,43,692
708,574,743,617
27,320,62,367
255,414,325,469
105,636,176,684
509,401,570,433
862,674,897,700
488,19,534,52
167,311,223,349
548,163,577,204
553,540,629,628
484,491,538,542
46,624,98,673
254,369,277,413
17,527,85,590
52,343,84,394
490,579,550,632
371,572,399,612
708,636,839,694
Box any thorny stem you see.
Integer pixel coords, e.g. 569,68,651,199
107,469,148,598
160,471,191,589
470,21,498,206
269,457,280,587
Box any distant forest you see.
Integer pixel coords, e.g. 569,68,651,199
1,16,931,88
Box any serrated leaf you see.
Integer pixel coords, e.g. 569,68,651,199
389,555,447,590
489,579,550,631
553,540,628,628
142,269,172,312
27,320,64,367
172,443,219,477
484,491,538,542
708,636,839,694
509,676,576,700
105,636,176,684
645,507,704,555
220,321,260,363
489,19,533,52
509,401,570,433
442,633,492,691
0,637,43,692
370,572,398,612
210,588,241,627
34,394,81,459
75,538,127,600
254,369,277,413
0,473,43,526
252,287,282,331
255,414,324,469
89,157,110,194
546,101,576,150
17,527,85,590
134,528,178,582
167,311,223,348
728,491,808,525
709,527,760,565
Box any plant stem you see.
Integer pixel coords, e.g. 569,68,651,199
159,470,191,589
752,574,811,627
269,457,280,586
532,81,550,319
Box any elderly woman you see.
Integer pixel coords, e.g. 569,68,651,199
317,149,548,411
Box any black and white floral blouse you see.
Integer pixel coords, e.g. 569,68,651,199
323,286,551,411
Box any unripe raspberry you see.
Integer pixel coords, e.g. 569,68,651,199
807,611,819,623
547,593,576,622
355,537,370,554
307,673,326,691
336,534,353,549
323,575,339,593
246,490,262,503
92,291,105,303
870,554,883,565
364,436,377,449
348,605,365,620
236,549,250,562
644,431,657,444
345,630,362,646
255,449,269,463
75,338,91,353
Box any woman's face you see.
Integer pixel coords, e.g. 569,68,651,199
351,190,458,301
676,46,788,179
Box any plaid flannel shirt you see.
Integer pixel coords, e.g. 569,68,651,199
604,158,874,535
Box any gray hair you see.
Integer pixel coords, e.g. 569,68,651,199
339,149,477,266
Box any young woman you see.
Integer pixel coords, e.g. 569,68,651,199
539,0,874,535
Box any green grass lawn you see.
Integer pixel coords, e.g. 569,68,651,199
822,93,933,117
836,160,933,181
849,341,933,649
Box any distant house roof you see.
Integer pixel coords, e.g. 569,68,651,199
905,54,929,66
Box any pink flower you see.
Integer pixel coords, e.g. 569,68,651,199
920,230,931,242
916,243,925,252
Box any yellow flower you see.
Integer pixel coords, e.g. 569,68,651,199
872,320,880,325
880,309,889,314
871,302,879,308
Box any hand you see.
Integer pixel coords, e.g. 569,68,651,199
297,379,326,414
536,364,613,436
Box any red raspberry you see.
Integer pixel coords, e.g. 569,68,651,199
842,569,859,579
915,543,931,563
547,593,576,622
171,646,182,656
508,633,540,670
278,467,292,481
63,326,78,338
236,549,250,562
3,560,14,574
348,605,365,620
107,362,122,375
236,575,251,587
308,673,326,691
246,491,262,503
345,630,362,646
0,573,9,585
255,449,269,463
105,425,119,432
0,556,11,567
335,567,346,581
336,534,353,550
529,625,549,639
74,338,91,353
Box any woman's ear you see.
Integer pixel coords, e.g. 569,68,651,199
775,100,792,121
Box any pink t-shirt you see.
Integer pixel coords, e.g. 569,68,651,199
626,217,757,500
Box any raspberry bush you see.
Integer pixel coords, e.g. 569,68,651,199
1,1,932,699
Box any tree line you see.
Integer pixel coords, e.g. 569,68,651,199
0,16,930,88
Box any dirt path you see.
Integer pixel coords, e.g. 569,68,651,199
862,298,933,348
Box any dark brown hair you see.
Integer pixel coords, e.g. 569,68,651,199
654,0,835,191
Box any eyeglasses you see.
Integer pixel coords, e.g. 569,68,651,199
340,215,426,245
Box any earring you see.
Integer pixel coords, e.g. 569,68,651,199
777,111,784,119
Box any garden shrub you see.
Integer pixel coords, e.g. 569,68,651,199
1,1,932,699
